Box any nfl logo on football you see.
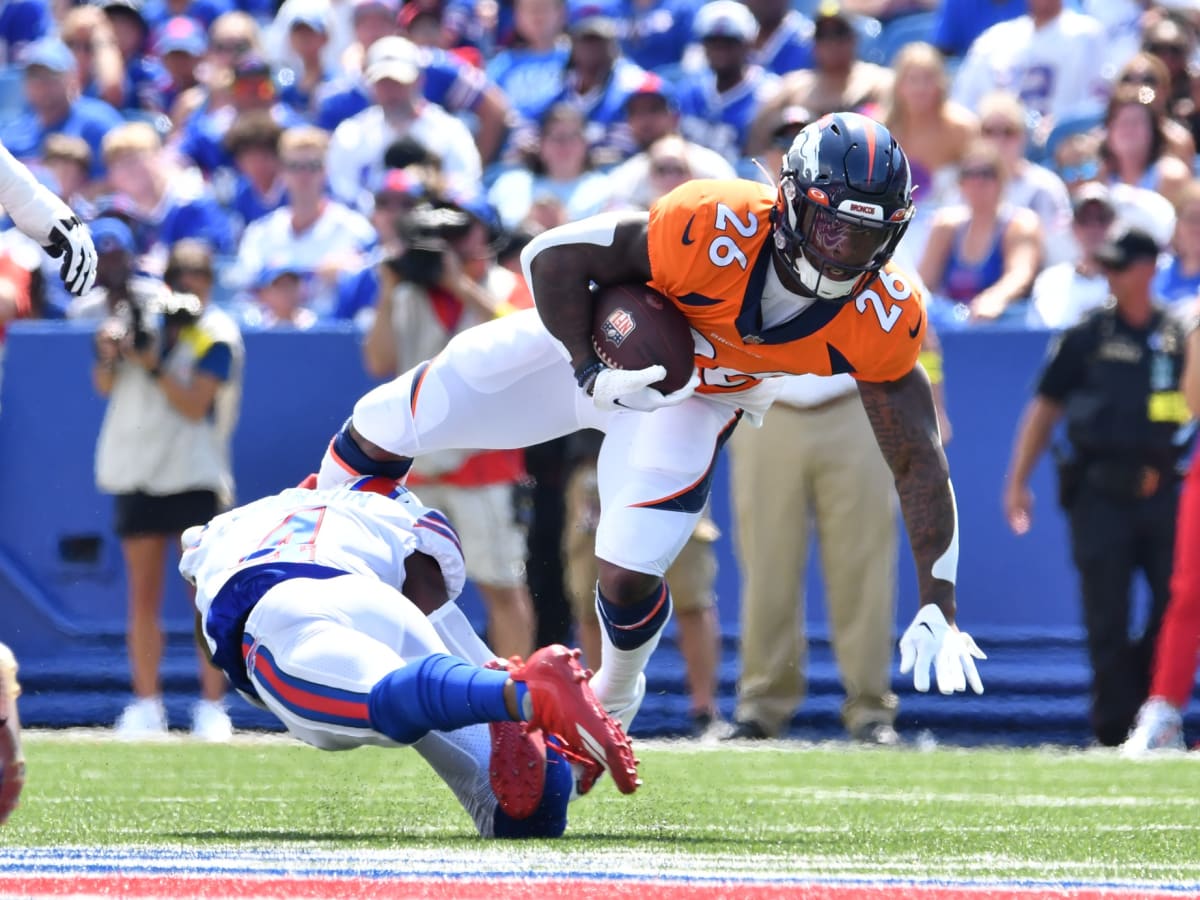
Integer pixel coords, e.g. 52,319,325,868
602,309,636,347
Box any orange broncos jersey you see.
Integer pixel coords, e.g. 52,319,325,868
646,179,926,395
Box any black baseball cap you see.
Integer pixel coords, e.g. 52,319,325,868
1094,226,1160,270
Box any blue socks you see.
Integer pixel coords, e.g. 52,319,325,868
597,582,673,651
493,741,572,839
367,653,528,744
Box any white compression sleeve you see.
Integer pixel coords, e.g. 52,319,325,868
0,143,72,245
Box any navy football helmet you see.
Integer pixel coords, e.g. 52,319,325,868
774,112,914,303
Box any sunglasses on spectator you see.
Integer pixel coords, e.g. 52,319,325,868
1146,42,1187,57
65,38,93,52
651,161,689,177
960,166,999,180
1059,160,1099,182
981,123,1021,139
283,159,324,173
214,40,253,55
1120,71,1161,87
1075,210,1114,227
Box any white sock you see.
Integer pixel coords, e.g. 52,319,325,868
588,593,669,711
427,601,498,666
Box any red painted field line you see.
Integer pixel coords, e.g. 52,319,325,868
3,877,1188,900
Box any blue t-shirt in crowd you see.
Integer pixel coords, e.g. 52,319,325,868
333,263,380,323
677,66,779,163
487,44,570,123
83,55,172,114
621,0,704,72
752,10,814,76
1154,257,1200,313
181,102,306,175
932,0,1025,57
1,97,126,179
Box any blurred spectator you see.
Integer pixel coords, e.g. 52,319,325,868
177,53,305,176
0,38,124,183
140,0,235,33
1099,84,1192,210
1026,181,1116,330
266,0,356,78
41,135,93,212
326,36,482,205
169,12,268,137
0,0,51,67
1153,179,1200,314
743,0,813,76
883,41,979,273
154,17,209,119
317,33,511,164
601,72,735,211
486,0,570,126
918,138,1042,324
1004,224,1188,747
217,110,288,241
339,0,404,74
361,197,536,658
725,372,901,745
88,218,243,742
243,261,318,328
621,0,703,72
1079,0,1143,72
102,121,235,261
488,102,609,232
643,135,695,198
976,91,1073,267
277,0,336,118
1141,10,1197,123
746,2,891,152
951,0,1108,147
1114,52,1195,163
1122,323,1200,754
676,0,780,165
61,5,128,113
1053,130,1103,195
930,0,1024,59
98,0,172,114
236,125,377,317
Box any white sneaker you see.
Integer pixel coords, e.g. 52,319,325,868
1123,697,1185,755
114,697,167,740
191,700,233,743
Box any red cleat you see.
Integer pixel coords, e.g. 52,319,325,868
485,660,547,819
0,643,25,826
509,645,640,795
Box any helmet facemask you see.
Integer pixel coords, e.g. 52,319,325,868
774,172,911,303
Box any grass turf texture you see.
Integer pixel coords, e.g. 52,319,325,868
3,733,1199,886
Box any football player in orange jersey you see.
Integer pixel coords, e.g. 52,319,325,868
315,112,985,761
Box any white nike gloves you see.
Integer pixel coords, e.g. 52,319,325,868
898,604,986,695
0,144,98,296
576,360,700,413
45,216,98,296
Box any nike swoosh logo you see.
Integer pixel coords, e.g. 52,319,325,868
908,309,923,339
682,215,696,246
918,622,934,636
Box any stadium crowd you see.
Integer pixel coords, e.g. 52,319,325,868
1,0,1199,754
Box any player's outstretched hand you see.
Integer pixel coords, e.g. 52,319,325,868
45,216,98,296
589,365,699,413
898,605,986,695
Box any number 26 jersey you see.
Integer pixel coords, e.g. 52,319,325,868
646,178,927,395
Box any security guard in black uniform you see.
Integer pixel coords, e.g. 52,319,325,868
1004,226,1193,746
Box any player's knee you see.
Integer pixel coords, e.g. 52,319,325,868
596,561,660,607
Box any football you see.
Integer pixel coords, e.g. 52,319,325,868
591,283,695,394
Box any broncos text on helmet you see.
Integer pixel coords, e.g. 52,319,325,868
773,111,915,303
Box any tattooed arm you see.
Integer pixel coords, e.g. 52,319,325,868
858,363,957,625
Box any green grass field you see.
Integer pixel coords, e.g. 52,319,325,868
3,732,1199,889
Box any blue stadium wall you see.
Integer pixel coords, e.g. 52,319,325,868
2,322,1195,744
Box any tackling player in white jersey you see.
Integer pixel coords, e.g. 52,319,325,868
180,477,638,837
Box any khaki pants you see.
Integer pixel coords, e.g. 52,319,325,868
730,393,898,735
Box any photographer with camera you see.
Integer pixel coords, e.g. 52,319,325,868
90,223,245,742
363,193,537,660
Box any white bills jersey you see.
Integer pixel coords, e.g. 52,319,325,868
181,482,467,628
